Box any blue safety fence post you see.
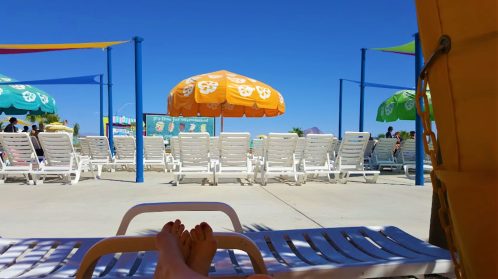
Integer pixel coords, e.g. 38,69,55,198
339,79,343,139
414,33,424,186
99,74,104,136
133,36,144,183
107,47,114,156
359,48,366,132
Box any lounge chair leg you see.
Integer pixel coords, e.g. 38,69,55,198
0,174,5,184
338,171,350,184
364,173,379,183
328,173,338,183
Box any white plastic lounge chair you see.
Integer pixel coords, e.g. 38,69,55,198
166,136,180,172
33,133,83,185
0,202,454,279
363,140,375,169
254,133,301,186
113,136,136,168
398,139,433,180
143,136,168,172
86,136,114,179
77,137,91,172
297,134,339,183
173,132,212,185
214,133,253,185
334,132,380,184
294,137,306,162
250,138,265,168
0,202,269,279
0,132,42,184
210,136,220,172
372,138,403,171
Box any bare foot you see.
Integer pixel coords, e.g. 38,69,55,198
153,220,204,279
187,222,218,277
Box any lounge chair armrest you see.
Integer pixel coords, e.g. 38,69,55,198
116,202,244,235
74,233,268,279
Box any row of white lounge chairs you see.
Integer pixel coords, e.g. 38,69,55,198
0,131,430,185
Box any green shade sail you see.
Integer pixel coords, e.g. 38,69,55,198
0,74,58,115
370,41,415,55
376,90,434,122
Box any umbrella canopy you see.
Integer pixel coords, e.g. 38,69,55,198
0,74,58,115
1,117,31,126
376,90,434,122
45,122,73,132
167,70,285,118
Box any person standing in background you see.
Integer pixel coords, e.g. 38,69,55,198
22,126,29,133
4,117,18,132
385,126,393,138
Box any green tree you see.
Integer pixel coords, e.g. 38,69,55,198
289,127,304,137
25,113,60,125
73,123,80,136
377,133,386,138
399,130,410,140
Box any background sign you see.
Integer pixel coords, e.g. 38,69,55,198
145,115,214,142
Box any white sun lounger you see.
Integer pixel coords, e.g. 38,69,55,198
214,133,253,185
334,132,380,184
372,138,403,171
298,134,338,183
363,140,375,169
294,137,306,162
166,136,180,172
78,137,91,172
86,136,115,179
0,202,454,279
173,132,212,185
0,132,42,184
32,133,83,185
112,136,136,169
254,133,301,186
143,136,168,172
398,139,433,180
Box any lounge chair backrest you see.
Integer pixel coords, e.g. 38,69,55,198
334,139,341,153
364,140,375,158
86,136,112,160
400,139,416,164
210,137,219,160
178,132,210,168
335,132,370,169
143,137,165,160
251,139,265,158
38,133,79,168
301,134,334,166
294,137,306,161
113,136,136,161
219,133,250,167
265,133,298,167
170,136,180,159
328,137,339,159
373,138,397,161
30,136,41,150
0,132,40,167
79,137,90,156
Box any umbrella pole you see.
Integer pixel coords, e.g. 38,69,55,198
220,105,224,133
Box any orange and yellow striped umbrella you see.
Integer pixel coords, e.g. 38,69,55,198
167,70,285,118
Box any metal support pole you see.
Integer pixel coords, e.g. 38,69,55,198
99,74,104,136
359,48,366,132
415,33,424,186
133,36,144,183
107,47,114,156
339,79,343,139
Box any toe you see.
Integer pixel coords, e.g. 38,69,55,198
190,228,199,242
162,221,174,233
185,234,192,247
180,230,190,244
171,219,181,234
195,225,205,241
177,224,185,237
201,222,214,240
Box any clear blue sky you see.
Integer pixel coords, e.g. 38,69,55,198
1,0,420,137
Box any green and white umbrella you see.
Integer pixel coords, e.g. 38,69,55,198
0,74,58,115
376,90,434,122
